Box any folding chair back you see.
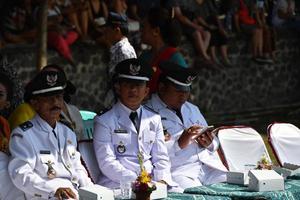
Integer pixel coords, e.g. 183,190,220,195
82,119,94,139
268,122,300,166
80,110,97,120
80,110,97,139
217,126,271,172
78,140,101,183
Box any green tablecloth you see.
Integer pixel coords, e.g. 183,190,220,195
165,192,230,200
184,179,300,200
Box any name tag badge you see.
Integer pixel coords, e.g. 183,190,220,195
114,129,128,134
40,150,51,154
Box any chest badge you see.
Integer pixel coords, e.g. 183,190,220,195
46,161,56,179
117,141,126,154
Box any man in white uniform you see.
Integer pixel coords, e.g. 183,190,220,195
9,70,92,200
146,61,227,192
93,58,175,189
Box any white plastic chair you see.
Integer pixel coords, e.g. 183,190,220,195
268,122,300,166
78,140,101,183
216,126,271,172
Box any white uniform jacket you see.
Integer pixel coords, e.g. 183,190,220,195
8,115,92,200
146,94,227,179
93,101,175,188
0,152,25,200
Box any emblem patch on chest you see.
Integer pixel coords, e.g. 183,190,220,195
117,141,126,154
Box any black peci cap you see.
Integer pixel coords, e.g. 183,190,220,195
30,71,67,97
116,58,153,82
159,61,197,92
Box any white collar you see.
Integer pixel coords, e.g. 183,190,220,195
118,101,142,118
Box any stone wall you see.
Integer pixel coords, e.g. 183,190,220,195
1,30,300,130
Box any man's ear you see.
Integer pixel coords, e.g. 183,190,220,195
115,82,120,95
29,98,38,109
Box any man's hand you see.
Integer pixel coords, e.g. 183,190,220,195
178,125,202,149
54,187,77,200
194,130,214,148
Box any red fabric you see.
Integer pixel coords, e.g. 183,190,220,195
0,116,10,153
47,30,78,61
238,0,256,25
148,47,178,94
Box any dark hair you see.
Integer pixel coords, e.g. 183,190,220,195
0,73,13,101
147,7,182,47
113,24,129,36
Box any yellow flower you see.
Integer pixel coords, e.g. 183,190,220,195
140,169,151,183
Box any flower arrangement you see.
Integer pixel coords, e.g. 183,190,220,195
256,154,272,170
132,152,156,200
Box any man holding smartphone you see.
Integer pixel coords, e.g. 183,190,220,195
146,61,227,192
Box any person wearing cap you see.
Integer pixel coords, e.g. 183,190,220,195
146,61,227,192
9,64,85,140
93,58,176,188
8,70,92,200
102,11,137,107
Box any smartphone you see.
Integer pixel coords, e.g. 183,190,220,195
191,125,214,139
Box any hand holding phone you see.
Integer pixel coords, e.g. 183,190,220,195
191,125,214,140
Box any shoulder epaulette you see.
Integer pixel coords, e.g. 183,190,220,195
97,107,111,116
12,133,23,138
144,105,159,114
19,121,33,131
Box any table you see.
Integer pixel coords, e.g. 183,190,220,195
116,178,300,200
184,179,300,200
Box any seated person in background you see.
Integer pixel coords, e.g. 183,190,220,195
56,0,90,40
44,0,79,65
9,70,92,200
272,0,300,32
161,0,212,63
139,7,187,94
0,0,37,44
146,61,227,192
0,73,27,200
234,0,271,64
254,0,276,63
107,0,127,15
93,58,176,189
193,0,232,67
88,0,109,27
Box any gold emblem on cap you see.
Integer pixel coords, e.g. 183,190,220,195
129,64,141,75
46,74,58,86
